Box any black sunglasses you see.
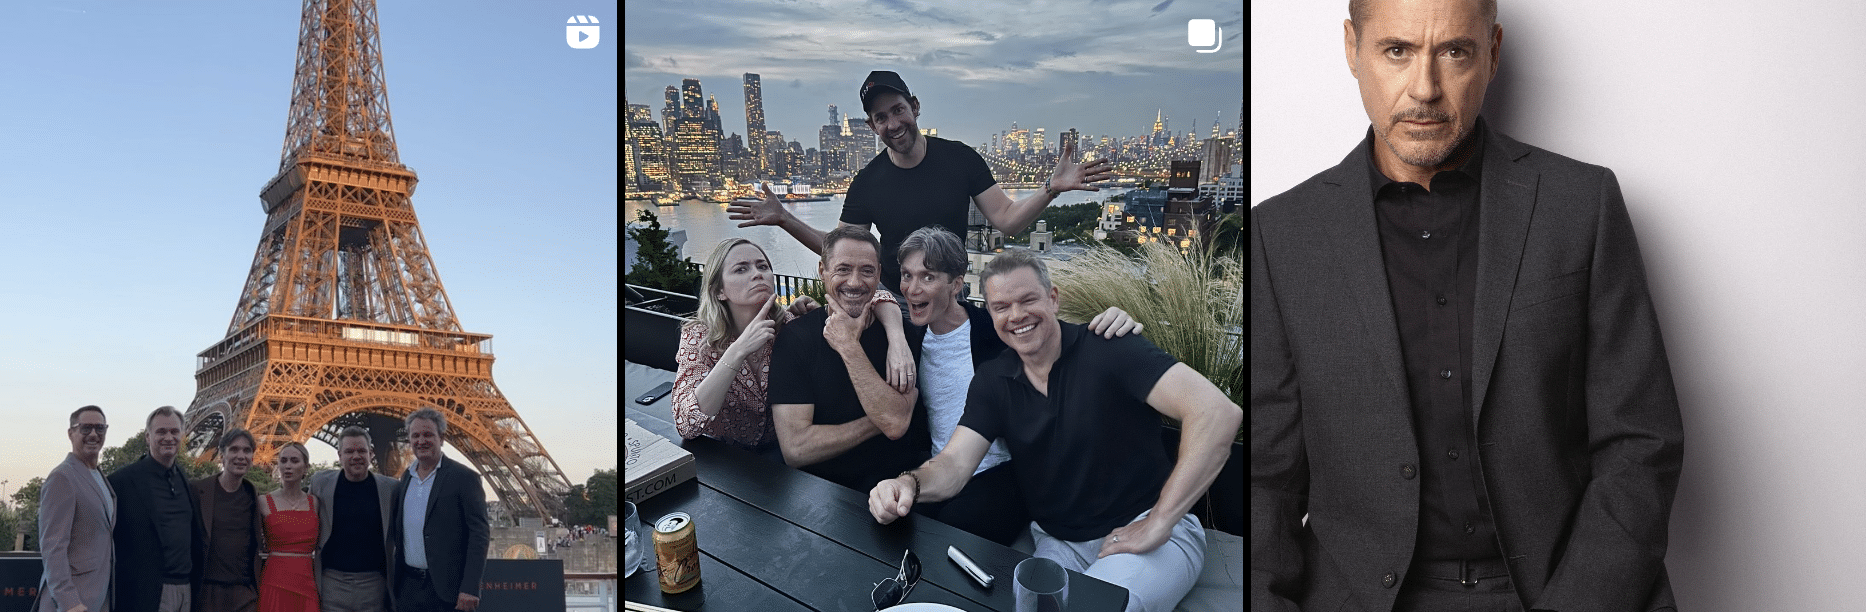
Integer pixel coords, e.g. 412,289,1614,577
871,548,922,610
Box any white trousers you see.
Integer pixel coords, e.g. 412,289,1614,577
1029,510,1206,612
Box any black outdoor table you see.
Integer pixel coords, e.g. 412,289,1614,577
625,405,1130,612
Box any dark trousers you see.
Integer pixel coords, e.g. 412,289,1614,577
918,462,1027,546
1395,558,1522,612
394,565,450,612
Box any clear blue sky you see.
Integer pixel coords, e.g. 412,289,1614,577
0,1,617,501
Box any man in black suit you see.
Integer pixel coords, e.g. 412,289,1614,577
390,408,490,612
1251,1,1685,611
108,406,206,612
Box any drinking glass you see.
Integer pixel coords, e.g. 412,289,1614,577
623,501,641,578
1014,557,1069,612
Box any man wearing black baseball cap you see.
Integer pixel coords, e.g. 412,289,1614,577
729,70,1115,300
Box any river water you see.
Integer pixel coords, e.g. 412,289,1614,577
624,188,1132,280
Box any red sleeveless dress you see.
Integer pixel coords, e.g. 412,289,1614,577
258,493,321,612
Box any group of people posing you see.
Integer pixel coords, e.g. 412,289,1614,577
36,405,491,612
669,70,1243,612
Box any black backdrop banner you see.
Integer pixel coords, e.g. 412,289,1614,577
0,554,41,612
479,559,566,611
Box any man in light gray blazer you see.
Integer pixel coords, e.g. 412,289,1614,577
309,426,400,612
36,406,116,612
1252,1,1684,611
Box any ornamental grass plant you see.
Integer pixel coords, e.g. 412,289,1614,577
1049,240,1244,423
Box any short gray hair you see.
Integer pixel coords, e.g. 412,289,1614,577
338,426,371,446
146,405,184,431
896,226,967,281
406,407,447,437
979,248,1053,300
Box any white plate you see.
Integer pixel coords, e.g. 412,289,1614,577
881,604,969,612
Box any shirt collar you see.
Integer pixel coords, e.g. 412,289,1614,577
1000,322,1086,382
1364,115,1488,199
407,459,442,483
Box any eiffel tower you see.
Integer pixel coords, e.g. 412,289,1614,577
184,0,572,521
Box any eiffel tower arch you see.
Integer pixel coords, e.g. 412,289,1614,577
183,0,573,521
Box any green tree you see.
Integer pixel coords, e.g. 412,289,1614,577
560,468,618,527
1003,202,1103,245
627,209,702,297
11,477,42,552
0,501,14,552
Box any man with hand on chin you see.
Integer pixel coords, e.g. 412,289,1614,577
769,225,931,493
870,249,1241,612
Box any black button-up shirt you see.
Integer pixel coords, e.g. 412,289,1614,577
1367,120,1501,561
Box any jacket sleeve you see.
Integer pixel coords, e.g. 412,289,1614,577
38,468,84,609
1250,208,1306,612
457,468,492,598
1533,168,1684,611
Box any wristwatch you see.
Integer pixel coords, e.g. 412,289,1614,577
898,470,920,498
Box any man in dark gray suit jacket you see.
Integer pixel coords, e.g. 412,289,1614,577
1251,1,1684,611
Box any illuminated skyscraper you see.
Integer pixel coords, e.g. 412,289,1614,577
662,86,679,139
669,79,721,189
706,94,724,135
630,106,671,189
624,97,637,187
682,79,704,119
743,73,768,176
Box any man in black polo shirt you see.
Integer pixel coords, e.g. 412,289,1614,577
867,249,1241,612
769,225,931,492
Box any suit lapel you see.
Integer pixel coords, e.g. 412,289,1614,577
1312,134,1410,406
1470,126,1539,423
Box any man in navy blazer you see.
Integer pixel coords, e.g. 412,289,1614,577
1251,1,1684,611
390,408,490,612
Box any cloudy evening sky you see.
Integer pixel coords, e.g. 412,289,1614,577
625,0,1243,151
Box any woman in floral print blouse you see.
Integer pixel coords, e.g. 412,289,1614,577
672,237,910,453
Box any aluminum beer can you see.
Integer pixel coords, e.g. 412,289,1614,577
653,511,701,593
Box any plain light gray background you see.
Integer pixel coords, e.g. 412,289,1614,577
1253,2,1866,610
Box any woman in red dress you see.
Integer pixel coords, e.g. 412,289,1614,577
259,442,320,612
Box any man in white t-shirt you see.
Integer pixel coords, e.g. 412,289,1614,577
895,225,1141,544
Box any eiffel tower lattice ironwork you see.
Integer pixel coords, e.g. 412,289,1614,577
184,0,572,521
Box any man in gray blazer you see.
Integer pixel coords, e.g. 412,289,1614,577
1251,1,1684,611
36,406,115,612
310,426,400,612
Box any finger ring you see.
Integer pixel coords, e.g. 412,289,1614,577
1112,535,1120,543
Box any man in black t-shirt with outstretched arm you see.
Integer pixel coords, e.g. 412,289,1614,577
727,70,1115,298
866,249,1241,612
